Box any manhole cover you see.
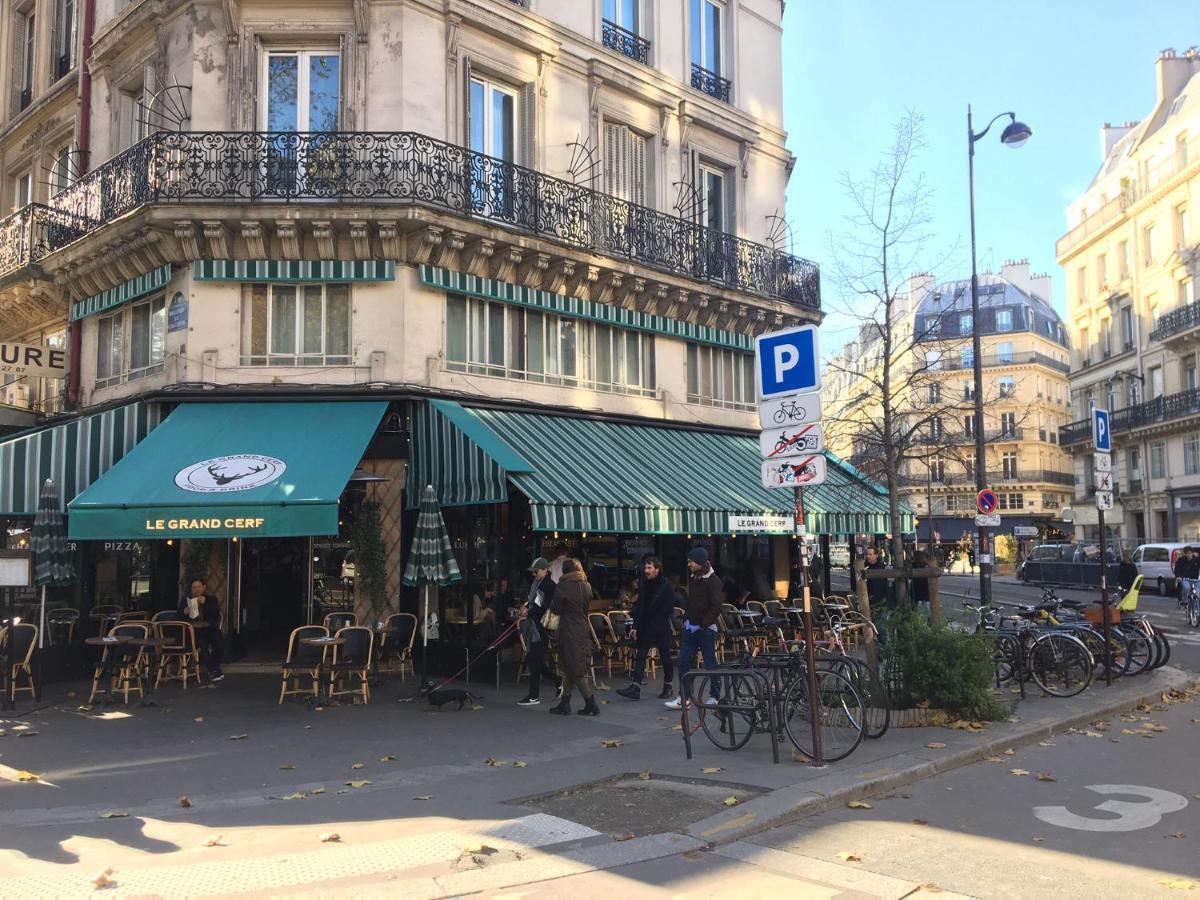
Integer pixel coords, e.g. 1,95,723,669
512,774,765,837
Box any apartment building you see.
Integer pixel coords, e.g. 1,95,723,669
1059,48,1200,543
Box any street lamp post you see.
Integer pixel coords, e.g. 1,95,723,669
967,106,1031,606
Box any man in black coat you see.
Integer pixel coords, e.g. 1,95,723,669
177,577,225,681
618,555,676,701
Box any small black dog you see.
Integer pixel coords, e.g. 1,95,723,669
418,679,481,710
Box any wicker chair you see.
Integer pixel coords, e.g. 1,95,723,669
89,623,150,704
380,613,418,681
1,623,38,700
329,626,373,704
280,625,329,703
156,621,201,689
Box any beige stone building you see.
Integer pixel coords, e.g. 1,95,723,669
824,261,1073,546
1058,48,1200,544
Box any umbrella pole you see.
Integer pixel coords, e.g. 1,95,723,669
420,584,430,685
34,586,46,701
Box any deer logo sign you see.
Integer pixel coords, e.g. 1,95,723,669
175,455,286,493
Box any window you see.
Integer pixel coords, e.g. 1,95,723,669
1143,222,1156,266
1148,293,1159,330
960,346,973,368
1079,326,1090,364
929,417,944,440
51,0,74,80
1042,493,1060,510
1002,451,1018,479
999,492,1024,510
997,375,1015,397
1178,132,1190,169
1075,267,1086,301
603,123,647,207
1150,365,1163,400
1151,440,1166,479
690,0,724,77
997,341,1014,364
1121,306,1134,351
12,171,32,210
963,415,974,437
698,162,726,233
687,343,753,410
117,86,151,150
1095,254,1107,292
1000,412,1016,436
1180,277,1196,308
930,456,945,482
446,294,655,396
17,11,34,111
96,296,165,387
1129,447,1142,480
263,50,340,131
50,144,71,196
1099,319,1111,356
1118,240,1130,279
1186,355,1197,392
604,0,639,32
1186,433,1200,477
242,284,350,366
963,381,974,401
927,381,941,404
959,312,973,335
995,309,1012,332
925,349,942,371
1175,203,1189,249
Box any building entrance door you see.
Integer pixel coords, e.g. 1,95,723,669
234,537,309,659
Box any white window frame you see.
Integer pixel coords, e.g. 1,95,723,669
50,144,71,196
691,0,725,77
697,162,727,233
260,48,341,131
603,0,640,34
51,0,74,79
95,295,166,388
687,343,753,411
469,76,519,162
603,121,648,207
241,283,352,366
995,309,1012,332
1186,433,1200,477
13,171,32,209
19,10,35,98
997,341,1014,364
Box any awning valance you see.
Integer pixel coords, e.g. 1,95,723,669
71,265,173,321
68,401,386,539
410,400,912,535
193,259,395,282
0,402,161,514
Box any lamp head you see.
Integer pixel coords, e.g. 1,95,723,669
1000,119,1032,148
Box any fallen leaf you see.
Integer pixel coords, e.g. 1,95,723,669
414,795,433,801
203,835,225,847
15,770,39,782
683,850,706,860
601,739,624,749
912,818,929,826
17,731,38,738
1032,837,1045,843
319,832,341,843
351,763,365,770
194,717,204,723
464,844,498,856
791,749,812,763
99,811,129,819
723,796,739,806
638,769,652,781
925,742,946,749
397,696,415,703
1037,773,1056,782
468,704,485,711
983,756,1005,763
91,867,116,888
671,724,683,732
179,796,192,808
485,757,503,767
1038,741,1056,747
847,800,872,809
513,761,528,768
336,789,349,794
311,787,326,795
280,792,307,800
379,755,397,762
701,767,725,774
1160,878,1196,890
612,832,635,842
1167,832,1187,839
1010,769,1031,777
1084,731,1104,738
345,780,371,788
1148,724,1169,733
836,851,863,863
229,734,247,741
279,764,295,770
1003,748,1015,756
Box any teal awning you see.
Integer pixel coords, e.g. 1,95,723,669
68,401,386,539
410,400,911,535
71,265,173,321
0,402,161,514
193,260,395,282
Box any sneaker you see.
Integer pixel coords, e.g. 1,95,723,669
663,696,686,710
210,672,225,682
517,697,540,707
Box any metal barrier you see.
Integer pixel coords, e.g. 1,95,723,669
680,668,782,764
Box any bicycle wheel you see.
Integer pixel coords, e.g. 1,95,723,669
1151,626,1171,669
1072,628,1129,680
991,633,1020,684
693,673,758,752
1118,627,1152,676
817,656,890,739
1190,595,1200,629
782,668,865,762
1028,633,1093,697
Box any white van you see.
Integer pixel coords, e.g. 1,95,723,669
1132,543,1200,595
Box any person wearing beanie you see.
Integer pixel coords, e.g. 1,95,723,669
665,547,724,709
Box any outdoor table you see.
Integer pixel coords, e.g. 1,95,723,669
301,636,343,706
85,636,132,706
129,637,166,707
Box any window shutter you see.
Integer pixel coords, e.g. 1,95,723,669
629,130,646,207
604,122,623,197
520,81,537,167
462,55,473,146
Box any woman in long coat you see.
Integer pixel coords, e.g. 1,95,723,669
549,559,599,716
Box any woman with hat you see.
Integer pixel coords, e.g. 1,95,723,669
516,557,562,707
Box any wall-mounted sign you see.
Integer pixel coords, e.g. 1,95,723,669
175,455,287,493
0,342,67,379
167,292,189,332
144,516,267,533
728,515,794,534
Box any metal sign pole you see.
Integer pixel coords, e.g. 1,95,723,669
796,486,823,767
1097,506,1113,687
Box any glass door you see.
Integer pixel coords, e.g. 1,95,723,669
469,77,518,217
261,50,341,194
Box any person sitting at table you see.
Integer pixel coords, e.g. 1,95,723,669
177,577,225,682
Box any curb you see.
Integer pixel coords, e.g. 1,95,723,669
683,666,1195,847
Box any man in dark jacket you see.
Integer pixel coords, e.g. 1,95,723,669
517,557,562,707
665,547,724,709
618,555,676,701
864,546,890,610
177,577,224,681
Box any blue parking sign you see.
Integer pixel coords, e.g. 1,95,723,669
1093,408,1111,453
754,325,820,399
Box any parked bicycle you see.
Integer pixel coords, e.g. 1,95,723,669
964,601,1094,697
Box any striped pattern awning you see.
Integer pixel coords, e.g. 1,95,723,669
0,402,162,514
405,400,510,508
193,260,396,282
70,265,174,321
410,400,911,535
419,265,752,351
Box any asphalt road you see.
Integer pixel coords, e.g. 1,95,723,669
739,686,1200,897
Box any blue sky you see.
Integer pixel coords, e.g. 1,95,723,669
781,0,1196,349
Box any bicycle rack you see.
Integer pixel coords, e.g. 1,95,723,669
680,668,782,764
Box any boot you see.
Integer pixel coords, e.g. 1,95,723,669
658,682,674,700
549,697,571,715
616,683,641,700
577,695,600,716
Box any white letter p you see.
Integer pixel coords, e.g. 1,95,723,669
773,345,799,385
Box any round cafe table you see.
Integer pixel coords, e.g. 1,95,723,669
85,636,133,706
301,636,344,706
129,637,166,706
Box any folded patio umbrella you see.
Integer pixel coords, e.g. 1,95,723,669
401,485,461,683
32,478,75,700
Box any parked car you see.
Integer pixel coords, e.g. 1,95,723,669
1017,543,1078,581
1132,543,1200,596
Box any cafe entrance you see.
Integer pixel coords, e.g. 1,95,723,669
229,537,310,659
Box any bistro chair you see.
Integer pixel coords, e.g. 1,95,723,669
587,613,618,680
329,626,374,704
46,608,79,647
152,610,178,623
89,605,122,638
719,606,761,659
606,610,641,677
380,613,418,681
155,621,201,689
88,623,150,705
1,623,38,701
323,611,357,632
280,625,329,703
117,611,151,625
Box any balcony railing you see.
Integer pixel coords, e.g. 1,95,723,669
602,19,651,64
1061,386,1200,444
1149,296,1200,343
0,131,820,308
53,52,73,82
927,350,1070,374
899,469,1073,487
691,64,731,103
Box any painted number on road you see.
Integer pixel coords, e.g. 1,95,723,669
1034,784,1188,832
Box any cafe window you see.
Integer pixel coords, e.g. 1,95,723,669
241,283,351,366
687,343,754,410
96,295,166,388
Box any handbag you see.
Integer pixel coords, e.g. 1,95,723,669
541,609,561,633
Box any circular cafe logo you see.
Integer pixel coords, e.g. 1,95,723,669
175,455,286,493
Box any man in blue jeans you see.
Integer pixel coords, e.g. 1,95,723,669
665,547,725,709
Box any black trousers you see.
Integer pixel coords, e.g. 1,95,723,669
631,629,674,685
197,625,224,673
525,638,558,699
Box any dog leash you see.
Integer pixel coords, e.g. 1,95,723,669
424,619,521,692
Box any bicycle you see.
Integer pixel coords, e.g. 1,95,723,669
964,602,1094,697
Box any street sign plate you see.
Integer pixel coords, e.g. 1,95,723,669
1094,453,1112,473
1093,408,1111,453
975,513,1001,527
761,454,828,489
728,515,793,533
1096,491,1114,510
758,394,822,430
753,325,820,399
759,422,825,460
977,489,999,514
1013,525,1039,537
1095,471,1113,492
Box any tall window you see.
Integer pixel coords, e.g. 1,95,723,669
603,123,647,207
997,375,1015,397
1075,267,1086,301
1151,440,1166,479
997,341,1014,364
262,50,340,131
50,145,71,196
698,162,726,233
1121,306,1134,351
959,312,973,335
960,346,973,369
1000,412,1016,436
1002,452,1018,479
1118,240,1130,279
687,343,753,410
1186,355,1198,392
995,309,1012,332
963,415,974,437
52,0,74,80
1186,433,1200,477
927,381,941,404
13,171,32,210
690,0,723,77
242,284,351,366
96,296,166,387
925,349,942,371
604,0,639,32
17,11,34,111
1095,253,1107,291
1175,203,1189,249
1143,222,1156,266
930,456,945,481
1150,365,1163,400
1180,277,1196,308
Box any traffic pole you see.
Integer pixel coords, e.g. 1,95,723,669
796,486,823,767
1097,507,1113,687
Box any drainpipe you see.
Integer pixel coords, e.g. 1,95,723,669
66,0,96,409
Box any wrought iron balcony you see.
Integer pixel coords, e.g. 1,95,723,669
602,19,651,65
1060,386,1200,445
0,131,820,308
691,64,731,103
1149,298,1200,343
927,350,1070,374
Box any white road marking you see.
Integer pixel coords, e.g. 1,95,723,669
1034,785,1189,832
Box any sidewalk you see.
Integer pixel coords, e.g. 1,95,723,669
0,665,1191,897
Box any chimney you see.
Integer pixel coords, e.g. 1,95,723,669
906,272,935,308
1031,271,1053,305
1000,259,1031,294
1156,48,1200,107
1100,121,1135,159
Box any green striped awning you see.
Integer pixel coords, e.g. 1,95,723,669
409,400,911,535
0,401,162,514
193,260,395,282
419,266,752,351
406,400,512,508
70,265,173,321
